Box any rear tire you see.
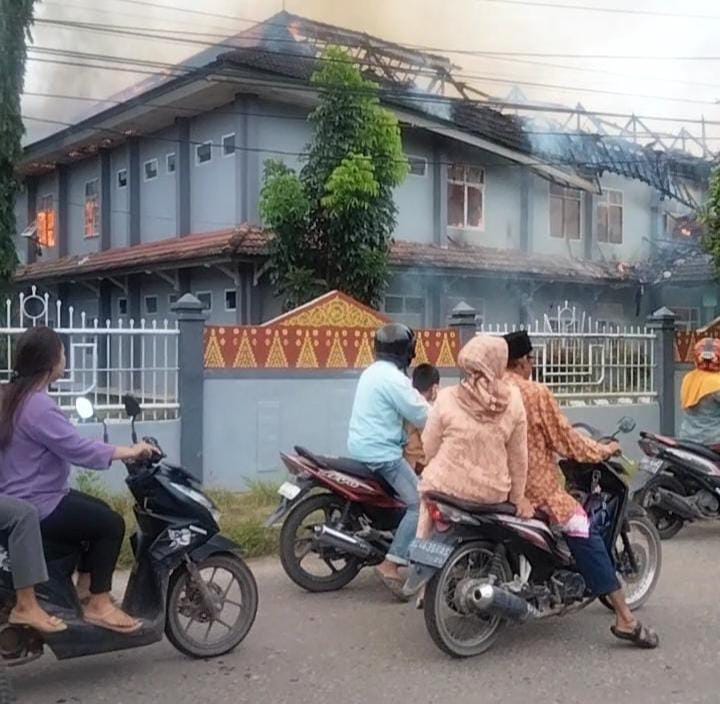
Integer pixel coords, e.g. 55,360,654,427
0,670,14,704
635,475,686,540
424,541,511,658
280,493,362,592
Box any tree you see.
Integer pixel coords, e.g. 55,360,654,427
260,46,408,309
702,167,720,272
0,0,35,288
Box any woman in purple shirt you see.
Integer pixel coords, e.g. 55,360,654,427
0,327,154,634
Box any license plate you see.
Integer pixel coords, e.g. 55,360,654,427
409,539,453,568
638,458,663,475
278,482,301,500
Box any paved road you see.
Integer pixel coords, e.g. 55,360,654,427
13,524,720,704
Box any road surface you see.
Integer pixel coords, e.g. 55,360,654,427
13,524,720,704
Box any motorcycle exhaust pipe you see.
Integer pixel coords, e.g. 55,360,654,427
460,582,533,622
313,525,380,560
651,488,701,521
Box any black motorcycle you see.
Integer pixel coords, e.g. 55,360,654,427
632,431,720,539
406,419,661,658
0,394,258,677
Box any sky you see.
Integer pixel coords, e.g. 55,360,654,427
20,0,720,152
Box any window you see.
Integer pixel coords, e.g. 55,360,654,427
225,289,237,312
196,291,212,311
195,141,212,165
166,153,176,174
550,183,581,240
408,155,427,177
84,179,99,238
383,295,425,327
168,293,179,307
222,133,236,157
117,169,128,189
118,297,128,316
597,189,623,244
37,194,56,247
144,159,158,181
674,307,700,332
447,164,484,229
144,296,158,315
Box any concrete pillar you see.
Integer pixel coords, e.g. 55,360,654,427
57,166,69,259
100,150,112,251
432,141,447,246
172,293,207,481
583,191,594,260
128,138,141,246
520,168,532,253
26,176,37,264
647,307,677,435
449,301,478,347
176,118,191,236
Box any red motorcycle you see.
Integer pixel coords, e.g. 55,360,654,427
265,447,405,592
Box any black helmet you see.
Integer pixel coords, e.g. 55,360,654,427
374,323,416,370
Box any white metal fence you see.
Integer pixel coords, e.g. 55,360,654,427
1,287,179,419
481,303,656,405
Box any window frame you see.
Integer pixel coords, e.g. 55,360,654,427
166,152,177,174
168,293,179,308
195,290,213,311
224,289,237,312
144,295,159,316
195,141,213,166
549,182,582,241
37,193,56,247
447,164,485,231
116,168,128,189
143,158,159,182
221,133,236,158
407,155,427,177
118,297,128,316
673,307,701,332
596,188,624,245
83,179,100,239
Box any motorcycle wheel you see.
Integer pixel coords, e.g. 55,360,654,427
599,515,662,612
424,541,511,658
635,475,686,540
279,493,362,592
165,554,258,659
0,669,14,704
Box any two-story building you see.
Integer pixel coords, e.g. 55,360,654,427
12,11,714,331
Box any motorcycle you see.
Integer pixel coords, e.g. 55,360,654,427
0,394,258,674
405,418,661,658
632,431,720,540
266,447,405,592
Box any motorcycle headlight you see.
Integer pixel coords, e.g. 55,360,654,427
170,482,221,521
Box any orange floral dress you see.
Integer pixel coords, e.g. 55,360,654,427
506,373,613,525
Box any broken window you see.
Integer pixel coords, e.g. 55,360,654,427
222,133,236,157
407,155,427,177
196,141,212,165
84,179,99,238
597,189,623,244
447,164,484,229
144,159,158,181
550,183,581,240
37,194,56,247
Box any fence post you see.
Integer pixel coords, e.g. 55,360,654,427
647,307,676,435
449,301,478,347
172,294,207,482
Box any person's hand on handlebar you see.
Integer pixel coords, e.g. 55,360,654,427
602,441,622,458
112,442,157,463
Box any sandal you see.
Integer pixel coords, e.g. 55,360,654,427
9,610,67,635
373,568,410,603
84,607,143,635
611,623,659,649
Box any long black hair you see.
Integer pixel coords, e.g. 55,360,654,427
0,327,63,450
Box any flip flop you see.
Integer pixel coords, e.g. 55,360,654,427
9,611,67,634
374,568,411,603
611,623,659,649
84,609,143,635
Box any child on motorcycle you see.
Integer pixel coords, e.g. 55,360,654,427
404,364,440,475
348,324,429,598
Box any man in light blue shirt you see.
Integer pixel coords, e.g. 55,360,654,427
347,324,428,596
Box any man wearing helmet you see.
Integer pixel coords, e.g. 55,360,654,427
347,323,429,597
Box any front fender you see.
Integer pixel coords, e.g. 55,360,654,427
190,533,244,562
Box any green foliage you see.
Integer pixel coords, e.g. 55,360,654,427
0,0,35,288
259,46,409,309
702,166,720,273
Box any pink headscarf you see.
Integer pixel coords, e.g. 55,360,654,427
456,334,511,419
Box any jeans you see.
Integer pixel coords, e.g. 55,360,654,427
367,458,419,566
565,530,621,597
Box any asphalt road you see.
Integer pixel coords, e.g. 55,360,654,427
13,523,720,704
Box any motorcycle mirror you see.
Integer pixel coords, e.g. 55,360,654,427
75,397,95,421
122,394,142,419
618,417,636,434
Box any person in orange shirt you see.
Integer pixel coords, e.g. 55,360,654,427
404,364,440,474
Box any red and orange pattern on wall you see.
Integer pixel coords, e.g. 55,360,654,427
676,321,720,364
203,291,460,370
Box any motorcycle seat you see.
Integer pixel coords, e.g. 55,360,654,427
294,447,398,497
675,440,720,462
423,491,517,516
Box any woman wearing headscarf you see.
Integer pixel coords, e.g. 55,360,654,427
416,335,533,539
680,337,720,446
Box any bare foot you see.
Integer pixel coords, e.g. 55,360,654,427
10,605,67,634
